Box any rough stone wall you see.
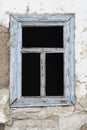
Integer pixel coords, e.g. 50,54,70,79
0,0,87,130
0,124,4,130
0,25,9,124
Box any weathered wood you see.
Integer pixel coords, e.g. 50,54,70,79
64,15,75,104
11,97,70,107
65,21,71,103
10,16,18,104
10,14,75,107
40,53,46,97
21,22,65,26
21,48,65,53
11,14,74,22
17,22,22,99
69,15,75,104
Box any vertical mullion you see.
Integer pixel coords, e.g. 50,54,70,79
63,25,66,98
40,53,46,97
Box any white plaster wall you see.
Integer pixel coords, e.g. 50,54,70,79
0,0,87,95
0,0,87,129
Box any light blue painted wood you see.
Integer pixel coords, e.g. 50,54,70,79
12,13,74,22
64,21,71,103
64,15,75,105
40,53,46,97
21,48,65,53
69,15,75,104
10,14,75,107
10,15,18,104
17,22,22,99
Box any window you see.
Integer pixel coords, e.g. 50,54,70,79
10,14,75,107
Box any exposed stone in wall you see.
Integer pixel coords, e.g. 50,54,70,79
0,88,9,124
5,110,87,130
11,106,74,120
0,25,9,88
0,25,9,124
0,124,4,130
5,119,59,130
59,112,87,130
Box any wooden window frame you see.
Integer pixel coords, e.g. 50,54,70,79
10,14,75,107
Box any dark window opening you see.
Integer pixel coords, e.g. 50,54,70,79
10,14,75,107
22,26,63,48
22,26,64,97
22,53,40,96
46,53,64,96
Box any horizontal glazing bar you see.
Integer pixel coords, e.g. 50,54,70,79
21,48,65,53
21,22,65,27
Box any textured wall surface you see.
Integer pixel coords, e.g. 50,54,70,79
0,0,87,130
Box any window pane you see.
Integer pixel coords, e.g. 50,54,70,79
46,53,64,96
22,26,63,48
22,53,40,96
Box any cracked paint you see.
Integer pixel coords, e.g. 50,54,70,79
0,95,8,105
0,111,6,123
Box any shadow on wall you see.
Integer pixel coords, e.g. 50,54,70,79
0,25,9,88
80,123,87,130
0,124,5,130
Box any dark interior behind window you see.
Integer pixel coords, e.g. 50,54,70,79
46,53,64,96
22,26,63,48
22,53,40,96
22,26,64,97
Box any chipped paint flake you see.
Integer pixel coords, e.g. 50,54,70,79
0,111,6,123
0,95,8,105
80,85,87,98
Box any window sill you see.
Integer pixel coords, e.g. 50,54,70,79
10,97,74,107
